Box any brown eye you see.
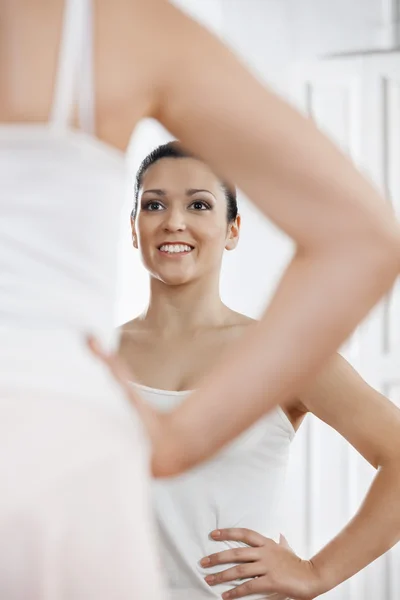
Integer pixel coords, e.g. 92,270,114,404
190,200,211,211
144,201,165,211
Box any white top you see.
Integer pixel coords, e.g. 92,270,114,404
132,382,295,600
0,0,127,347
0,0,130,408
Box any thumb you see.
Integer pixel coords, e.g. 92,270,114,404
278,533,292,550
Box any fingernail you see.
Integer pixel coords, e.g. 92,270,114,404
211,530,221,538
205,575,215,584
200,557,210,566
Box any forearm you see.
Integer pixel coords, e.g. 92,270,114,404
311,459,400,596
153,243,399,476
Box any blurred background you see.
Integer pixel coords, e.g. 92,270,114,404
115,3,400,598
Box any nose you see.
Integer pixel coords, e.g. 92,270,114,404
162,206,187,233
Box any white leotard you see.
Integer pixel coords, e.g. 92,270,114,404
0,0,124,344
132,382,294,600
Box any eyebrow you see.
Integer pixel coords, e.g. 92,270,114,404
142,189,167,197
187,188,214,198
142,188,216,199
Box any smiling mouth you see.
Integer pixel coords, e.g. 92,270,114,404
158,243,194,255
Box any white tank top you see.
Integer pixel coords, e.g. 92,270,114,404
0,0,127,344
132,382,294,600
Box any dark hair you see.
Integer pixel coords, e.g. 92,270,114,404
133,141,238,222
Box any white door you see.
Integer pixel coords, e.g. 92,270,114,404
283,54,400,600
356,53,400,600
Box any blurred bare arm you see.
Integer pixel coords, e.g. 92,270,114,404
104,0,400,475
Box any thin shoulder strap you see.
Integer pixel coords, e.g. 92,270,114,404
50,0,95,133
77,0,95,134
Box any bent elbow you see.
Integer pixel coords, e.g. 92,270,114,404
330,205,400,280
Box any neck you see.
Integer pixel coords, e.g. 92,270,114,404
141,274,228,336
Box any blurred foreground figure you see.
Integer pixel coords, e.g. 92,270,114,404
1,0,399,598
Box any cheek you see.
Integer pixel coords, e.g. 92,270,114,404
136,220,156,249
197,219,227,243
198,227,229,258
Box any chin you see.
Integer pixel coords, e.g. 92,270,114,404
157,270,196,286
161,276,194,286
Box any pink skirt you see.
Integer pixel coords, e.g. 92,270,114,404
0,330,166,600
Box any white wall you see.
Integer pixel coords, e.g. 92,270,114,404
287,0,388,56
220,0,293,83
222,0,396,63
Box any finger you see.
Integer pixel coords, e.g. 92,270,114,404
204,563,264,586
201,547,259,568
210,528,267,547
221,577,269,599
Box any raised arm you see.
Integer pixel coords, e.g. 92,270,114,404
98,0,400,475
140,0,400,474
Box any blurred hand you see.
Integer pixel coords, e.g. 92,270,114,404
87,336,173,475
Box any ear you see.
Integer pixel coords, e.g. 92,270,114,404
131,212,138,249
225,214,241,251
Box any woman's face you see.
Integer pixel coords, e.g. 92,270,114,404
132,157,240,286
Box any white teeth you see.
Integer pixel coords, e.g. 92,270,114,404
159,244,193,254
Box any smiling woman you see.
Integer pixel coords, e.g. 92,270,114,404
109,142,400,600
118,142,297,600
